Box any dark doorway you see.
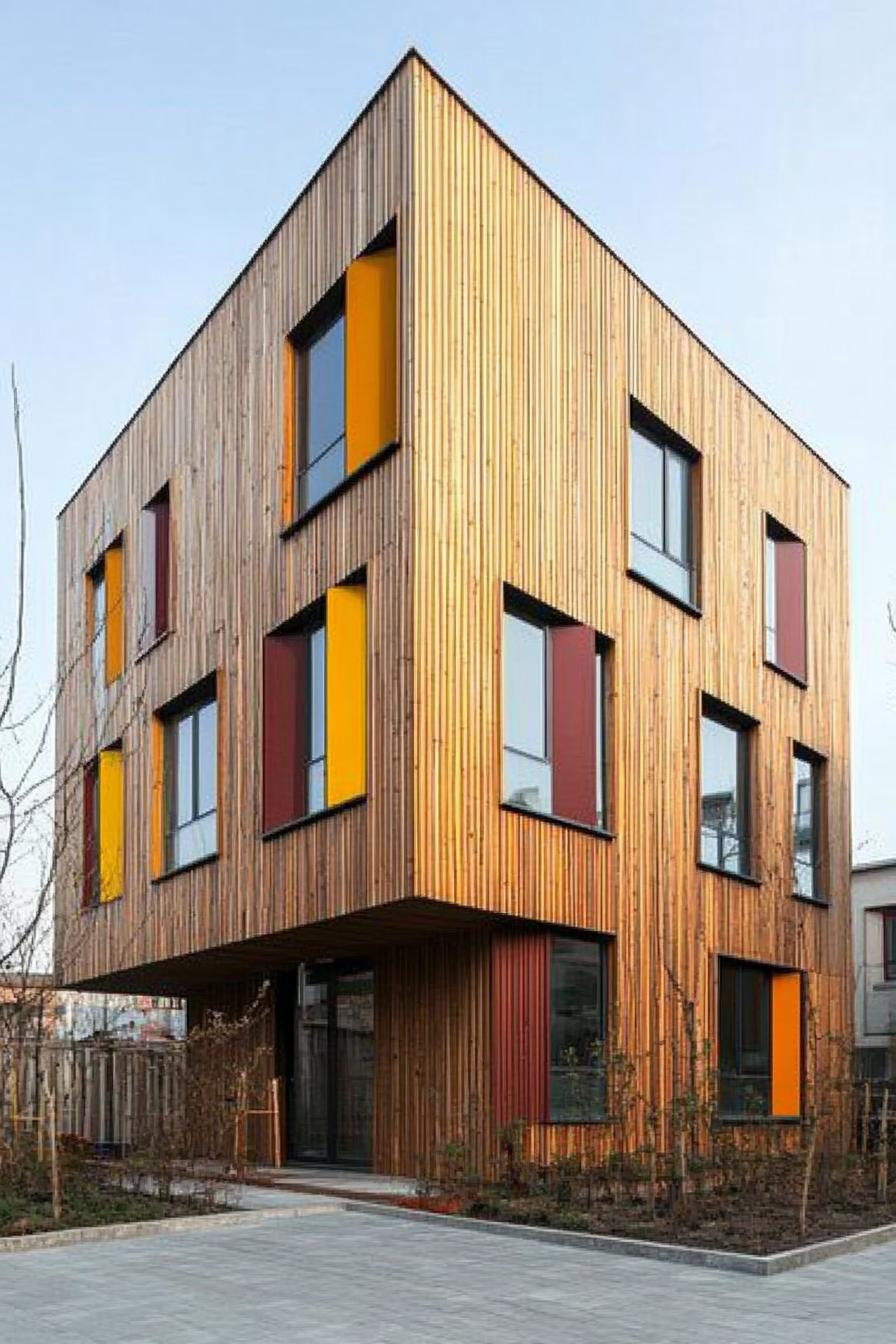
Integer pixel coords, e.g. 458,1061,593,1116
284,961,374,1166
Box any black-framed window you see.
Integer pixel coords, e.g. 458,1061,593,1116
793,747,823,901
701,700,752,877
630,407,695,605
164,691,217,871
503,607,552,814
719,961,771,1117
549,937,607,1122
884,911,896,982
294,290,346,517
502,593,609,829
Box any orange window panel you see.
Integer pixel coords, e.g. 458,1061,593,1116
771,971,802,1118
345,248,397,475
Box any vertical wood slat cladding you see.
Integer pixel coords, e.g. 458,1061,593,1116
409,61,851,1158
56,54,851,1173
55,67,415,986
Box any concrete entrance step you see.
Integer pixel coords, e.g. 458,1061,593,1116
250,1165,418,1200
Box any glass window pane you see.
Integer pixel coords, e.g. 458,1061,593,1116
92,570,106,686
793,755,815,898
306,314,345,463
503,748,552,813
196,700,217,817
765,532,777,662
701,714,746,874
172,813,216,869
307,759,325,815
630,536,692,603
630,426,664,549
299,436,345,514
309,625,326,762
665,448,690,564
719,963,770,1116
503,611,547,759
176,715,193,827
550,938,605,1121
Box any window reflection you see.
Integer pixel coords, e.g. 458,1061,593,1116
629,419,695,604
701,710,749,876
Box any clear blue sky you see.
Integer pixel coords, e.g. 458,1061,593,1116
2,1,894,860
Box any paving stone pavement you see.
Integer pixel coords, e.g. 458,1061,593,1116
0,1206,893,1343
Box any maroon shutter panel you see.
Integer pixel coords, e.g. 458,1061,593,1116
491,930,550,1126
263,632,306,832
775,539,806,682
83,763,97,907
551,624,597,826
153,492,170,638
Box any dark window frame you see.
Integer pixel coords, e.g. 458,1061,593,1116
884,910,896,982
699,695,756,881
291,280,347,520
162,682,218,874
548,936,608,1123
82,757,100,909
718,959,772,1119
629,400,699,607
792,744,825,903
501,586,610,831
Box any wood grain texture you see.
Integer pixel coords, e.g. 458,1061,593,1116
55,54,852,1172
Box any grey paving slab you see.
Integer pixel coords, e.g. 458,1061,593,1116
0,1208,893,1343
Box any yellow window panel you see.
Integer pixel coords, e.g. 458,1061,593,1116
345,248,397,475
325,583,367,808
771,971,802,1118
104,542,124,684
98,747,124,902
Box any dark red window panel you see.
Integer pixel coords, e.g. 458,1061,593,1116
263,630,307,833
551,624,597,827
491,929,550,1126
82,760,98,908
775,536,806,682
153,488,170,639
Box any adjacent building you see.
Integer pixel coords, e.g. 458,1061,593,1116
55,52,852,1172
853,860,896,1079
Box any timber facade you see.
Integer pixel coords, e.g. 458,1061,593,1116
55,52,852,1175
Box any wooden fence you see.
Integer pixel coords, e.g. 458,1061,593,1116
0,1040,185,1150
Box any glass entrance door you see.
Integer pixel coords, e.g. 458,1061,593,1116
292,962,374,1166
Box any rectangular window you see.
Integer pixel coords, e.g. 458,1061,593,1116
719,961,803,1119
82,745,124,906
286,228,397,524
719,961,771,1117
503,609,552,814
793,747,823,901
549,938,606,1122
87,538,124,687
83,759,100,908
629,407,695,605
262,580,366,834
296,303,347,515
885,911,896,982
139,484,170,650
163,691,217,872
502,592,609,830
764,516,807,682
700,700,752,877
